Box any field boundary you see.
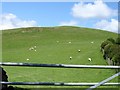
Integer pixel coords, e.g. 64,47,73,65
0,62,120,69
0,62,120,90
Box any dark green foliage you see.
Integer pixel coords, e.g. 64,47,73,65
107,38,115,44
108,44,120,59
101,38,116,50
101,37,120,66
101,40,112,49
116,37,120,45
104,44,113,59
112,53,120,65
110,44,120,54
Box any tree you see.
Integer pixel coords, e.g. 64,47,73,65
104,44,113,59
107,38,115,44
116,37,120,45
101,40,112,50
101,37,120,66
112,53,120,65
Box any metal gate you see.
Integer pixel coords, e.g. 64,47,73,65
0,62,120,90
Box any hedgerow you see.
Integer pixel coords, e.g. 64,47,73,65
101,37,120,66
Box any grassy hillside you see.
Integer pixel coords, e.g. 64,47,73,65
2,26,118,89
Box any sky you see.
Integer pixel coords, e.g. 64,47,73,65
0,0,119,33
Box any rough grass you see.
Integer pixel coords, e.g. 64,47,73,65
2,26,119,89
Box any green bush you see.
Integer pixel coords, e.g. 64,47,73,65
112,53,120,65
107,38,115,44
116,37,120,45
101,37,120,66
104,44,113,59
101,40,112,49
109,44,120,59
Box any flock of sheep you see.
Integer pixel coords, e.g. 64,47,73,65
68,41,93,62
69,50,92,61
26,41,94,62
26,46,37,61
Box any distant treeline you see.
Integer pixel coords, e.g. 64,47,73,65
101,36,120,66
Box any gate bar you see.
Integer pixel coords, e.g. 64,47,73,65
0,62,120,69
1,82,120,86
86,72,120,90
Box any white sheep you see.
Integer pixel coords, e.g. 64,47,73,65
34,46,37,48
70,56,72,60
78,49,81,52
22,31,25,33
29,47,34,50
27,58,29,61
88,58,92,61
57,41,59,43
29,48,31,50
69,42,71,44
91,41,94,44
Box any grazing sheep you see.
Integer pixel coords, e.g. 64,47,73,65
78,49,81,52
70,56,72,60
29,47,31,50
34,46,37,48
88,58,92,61
69,42,71,44
91,41,94,44
29,47,34,50
22,31,25,33
27,59,29,61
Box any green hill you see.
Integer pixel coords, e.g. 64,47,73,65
2,26,118,89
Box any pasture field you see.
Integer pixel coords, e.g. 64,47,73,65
2,26,119,89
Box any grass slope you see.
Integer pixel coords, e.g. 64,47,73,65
2,26,118,89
